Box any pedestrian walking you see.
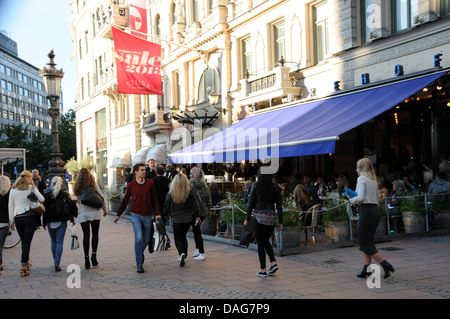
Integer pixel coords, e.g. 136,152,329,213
151,165,172,248
32,169,47,194
0,175,12,273
114,163,160,273
43,176,77,272
349,158,395,279
73,168,107,269
189,166,212,261
8,170,45,277
244,169,283,278
164,173,201,267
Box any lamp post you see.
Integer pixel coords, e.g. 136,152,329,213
209,90,224,114
39,50,65,180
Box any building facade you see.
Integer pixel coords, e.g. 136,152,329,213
70,0,450,191
0,31,55,141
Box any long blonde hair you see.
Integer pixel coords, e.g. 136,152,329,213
12,170,35,191
169,173,191,204
0,175,11,196
357,158,377,180
49,176,63,199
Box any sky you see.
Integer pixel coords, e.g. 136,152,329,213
0,0,77,111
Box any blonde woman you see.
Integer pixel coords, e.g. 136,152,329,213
73,168,107,269
349,158,395,279
9,171,45,277
164,173,201,267
189,166,212,261
0,175,12,272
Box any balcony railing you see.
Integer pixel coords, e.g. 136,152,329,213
142,109,172,133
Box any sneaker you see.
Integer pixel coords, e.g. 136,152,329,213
179,253,186,267
193,253,206,261
256,270,267,278
193,249,200,258
268,264,278,275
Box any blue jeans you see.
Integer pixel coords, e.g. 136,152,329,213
131,213,152,266
47,222,68,267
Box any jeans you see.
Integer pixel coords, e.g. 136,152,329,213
131,213,152,266
15,215,39,265
47,222,68,267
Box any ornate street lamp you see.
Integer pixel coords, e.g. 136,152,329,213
209,90,225,114
39,50,65,180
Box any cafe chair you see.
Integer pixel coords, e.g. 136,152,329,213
303,204,324,246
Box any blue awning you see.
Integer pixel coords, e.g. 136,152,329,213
170,71,446,164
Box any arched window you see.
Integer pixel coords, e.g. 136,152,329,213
171,1,177,26
198,68,220,103
155,14,161,43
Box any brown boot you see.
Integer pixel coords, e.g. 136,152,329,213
20,265,30,277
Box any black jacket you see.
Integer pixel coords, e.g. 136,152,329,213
164,189,200,223
246,182,283,224
43,190,77,227
0,191,10,224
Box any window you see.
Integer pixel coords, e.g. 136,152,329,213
198,68,220,103
444,0,450,16
314,1,329,63
155,14,161,43
192,0,199,22
79,39,83,59
176,71,181,108
207,0,214,15
393,0,418,32
0,64,5,73
273,21,285,67
172,1,177,26
242,37,252,77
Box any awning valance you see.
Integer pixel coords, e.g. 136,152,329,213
169,71,446,164
110,151,132,168
132,147,151,166
145,144,167,164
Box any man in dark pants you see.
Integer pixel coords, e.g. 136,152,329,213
152,165,172,249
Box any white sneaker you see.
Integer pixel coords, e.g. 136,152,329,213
193,249,200,258
179,253,186,267
193,253,206,261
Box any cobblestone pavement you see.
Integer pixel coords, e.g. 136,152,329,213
1,214,450,300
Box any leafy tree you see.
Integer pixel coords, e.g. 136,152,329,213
58,108,76,162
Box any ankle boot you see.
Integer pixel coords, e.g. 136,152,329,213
381,260,395,278
20,265,30,277
91,253,98,267
85,256,91,269
356,264,371,278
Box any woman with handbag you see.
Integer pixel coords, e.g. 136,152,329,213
244,168,283,278
8,170,45,277
164,173,201,267
43,176,77,272
73,168,107,269
189,166,212,261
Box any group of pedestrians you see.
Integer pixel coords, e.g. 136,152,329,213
0,168,107,277
114,162,213,273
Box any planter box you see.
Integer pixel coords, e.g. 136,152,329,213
434,210,450,228
275,226,302,248
200,216,218,235
376,216,387,235
325,221,349,242
402,211,426,233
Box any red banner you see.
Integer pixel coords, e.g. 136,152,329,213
129,0,147,39
112,27,163,95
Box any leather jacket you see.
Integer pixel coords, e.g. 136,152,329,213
246,183,283,224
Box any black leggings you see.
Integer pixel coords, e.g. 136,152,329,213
172,222,191,256
254,221,276,269
80,220,100,257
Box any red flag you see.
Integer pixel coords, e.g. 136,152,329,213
112,27,163,95
129,0,147,39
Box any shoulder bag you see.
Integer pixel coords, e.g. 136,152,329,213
28,189,46,215
80,187,104,209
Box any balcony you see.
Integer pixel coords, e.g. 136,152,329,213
236,66,303,110
98,5,128,39
142,109,172,134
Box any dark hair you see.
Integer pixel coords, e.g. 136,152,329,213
133,163,146,173
156,165,165,175
256,170,275,202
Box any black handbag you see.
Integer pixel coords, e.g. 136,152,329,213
80,187,104,209
239,227,251,247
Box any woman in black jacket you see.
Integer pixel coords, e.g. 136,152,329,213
244,169,283,277
165,173,201,267
43,177,77,272
0,175,11,272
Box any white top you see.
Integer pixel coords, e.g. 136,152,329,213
9,185,45,223
75,183,107,223
349,175,379,205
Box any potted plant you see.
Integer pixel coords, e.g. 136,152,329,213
108,191,121,212
220,197,247,239
400,193,426,233
323,198,350,242
430,193,450,228
276,198,303,248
